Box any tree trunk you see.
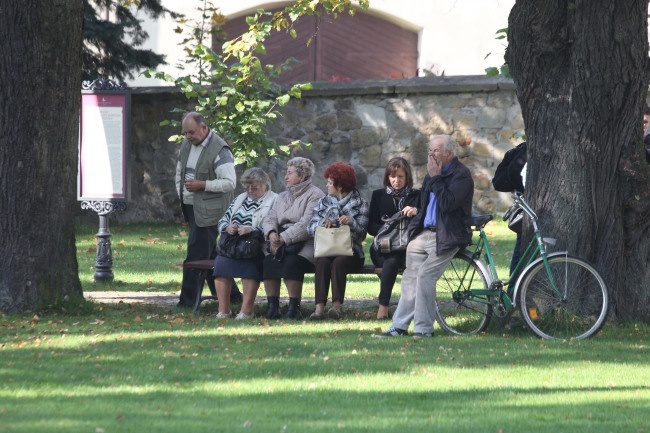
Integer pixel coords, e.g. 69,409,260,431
0,1,84,313
505,0,650,320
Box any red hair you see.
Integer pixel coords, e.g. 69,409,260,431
324,162,357,192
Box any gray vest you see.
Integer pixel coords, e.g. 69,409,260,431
179,134,233,227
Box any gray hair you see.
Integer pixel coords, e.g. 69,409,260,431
287,157,315,180
240,167,272,190
182,111,207,126
431,134,458,154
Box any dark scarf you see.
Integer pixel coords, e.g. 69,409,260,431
385,186,414,211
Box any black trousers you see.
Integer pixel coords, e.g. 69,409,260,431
370,247,406,307
179,205,219,306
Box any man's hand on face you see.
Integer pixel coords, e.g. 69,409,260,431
427,154,442,176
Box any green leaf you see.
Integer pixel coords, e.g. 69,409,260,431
485,67,499,77
500,64,511,78
275,95,291,107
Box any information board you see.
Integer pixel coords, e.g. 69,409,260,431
78,81,130,201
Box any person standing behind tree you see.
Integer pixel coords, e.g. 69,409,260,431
492,141,527,277
367,157,420,319
175,112,237,308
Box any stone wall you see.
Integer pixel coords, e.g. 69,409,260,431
103,75,524,224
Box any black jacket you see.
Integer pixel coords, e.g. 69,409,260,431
367,188,421,237
408,157,474,254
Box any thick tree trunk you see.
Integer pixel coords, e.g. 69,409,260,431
505,0,650,321
0,1,84,313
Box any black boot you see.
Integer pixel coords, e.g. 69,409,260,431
265,296,281,319
284,297,302,320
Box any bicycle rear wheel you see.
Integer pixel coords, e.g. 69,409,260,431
518,255,608,340
435,251,492,336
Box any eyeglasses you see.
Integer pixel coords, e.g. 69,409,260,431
244,184,263,191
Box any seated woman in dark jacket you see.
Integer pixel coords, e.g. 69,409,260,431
368,157,420,319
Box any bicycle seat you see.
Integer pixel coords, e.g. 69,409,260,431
470,214,493,229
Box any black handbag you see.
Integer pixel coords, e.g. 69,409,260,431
218,231,264,259
372,211,412,254
503,203,523,233
265,226,305,261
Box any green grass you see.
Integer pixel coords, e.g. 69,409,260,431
76,221,189,292
1,220,646,432
1,302,648,433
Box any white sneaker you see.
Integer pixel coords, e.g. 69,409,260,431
235,312,254,320
215,311,232,319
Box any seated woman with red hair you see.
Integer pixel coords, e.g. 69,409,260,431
307,162,369,320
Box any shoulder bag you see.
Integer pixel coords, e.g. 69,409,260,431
372,211,412,254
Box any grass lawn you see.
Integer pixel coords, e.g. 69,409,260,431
0,220,647,433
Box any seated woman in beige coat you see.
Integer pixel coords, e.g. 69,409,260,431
262,157,325,319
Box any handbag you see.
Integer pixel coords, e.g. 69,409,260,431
503,203,523,234
313,208,354,258
372,211,412,254
265,225,305,260
218,231,264,259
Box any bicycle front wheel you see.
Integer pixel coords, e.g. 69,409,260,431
518,255,608,340
435,252,492,336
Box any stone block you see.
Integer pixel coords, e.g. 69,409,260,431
470,140,492,158
351,127,382,150
359,145,382,169
315,113,337,132
452,114,478,131
357,103,387,128
477,107,507,129
337,111,363,130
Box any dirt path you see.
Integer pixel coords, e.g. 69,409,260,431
84,291,384,310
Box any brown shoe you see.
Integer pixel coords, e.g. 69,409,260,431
309,311,324,320
327,307,342,320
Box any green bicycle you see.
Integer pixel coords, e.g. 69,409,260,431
436,193,609,340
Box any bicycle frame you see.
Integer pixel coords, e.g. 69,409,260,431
468,194,561,311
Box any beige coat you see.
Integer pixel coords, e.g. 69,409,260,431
263,179,325,265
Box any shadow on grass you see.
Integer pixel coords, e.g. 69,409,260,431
2,302,649,433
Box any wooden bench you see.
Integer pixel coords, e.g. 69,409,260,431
183,259,387,312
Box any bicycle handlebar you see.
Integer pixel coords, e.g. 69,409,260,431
512,192,538,223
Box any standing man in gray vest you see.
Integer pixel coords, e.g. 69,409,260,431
175,112,237,308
